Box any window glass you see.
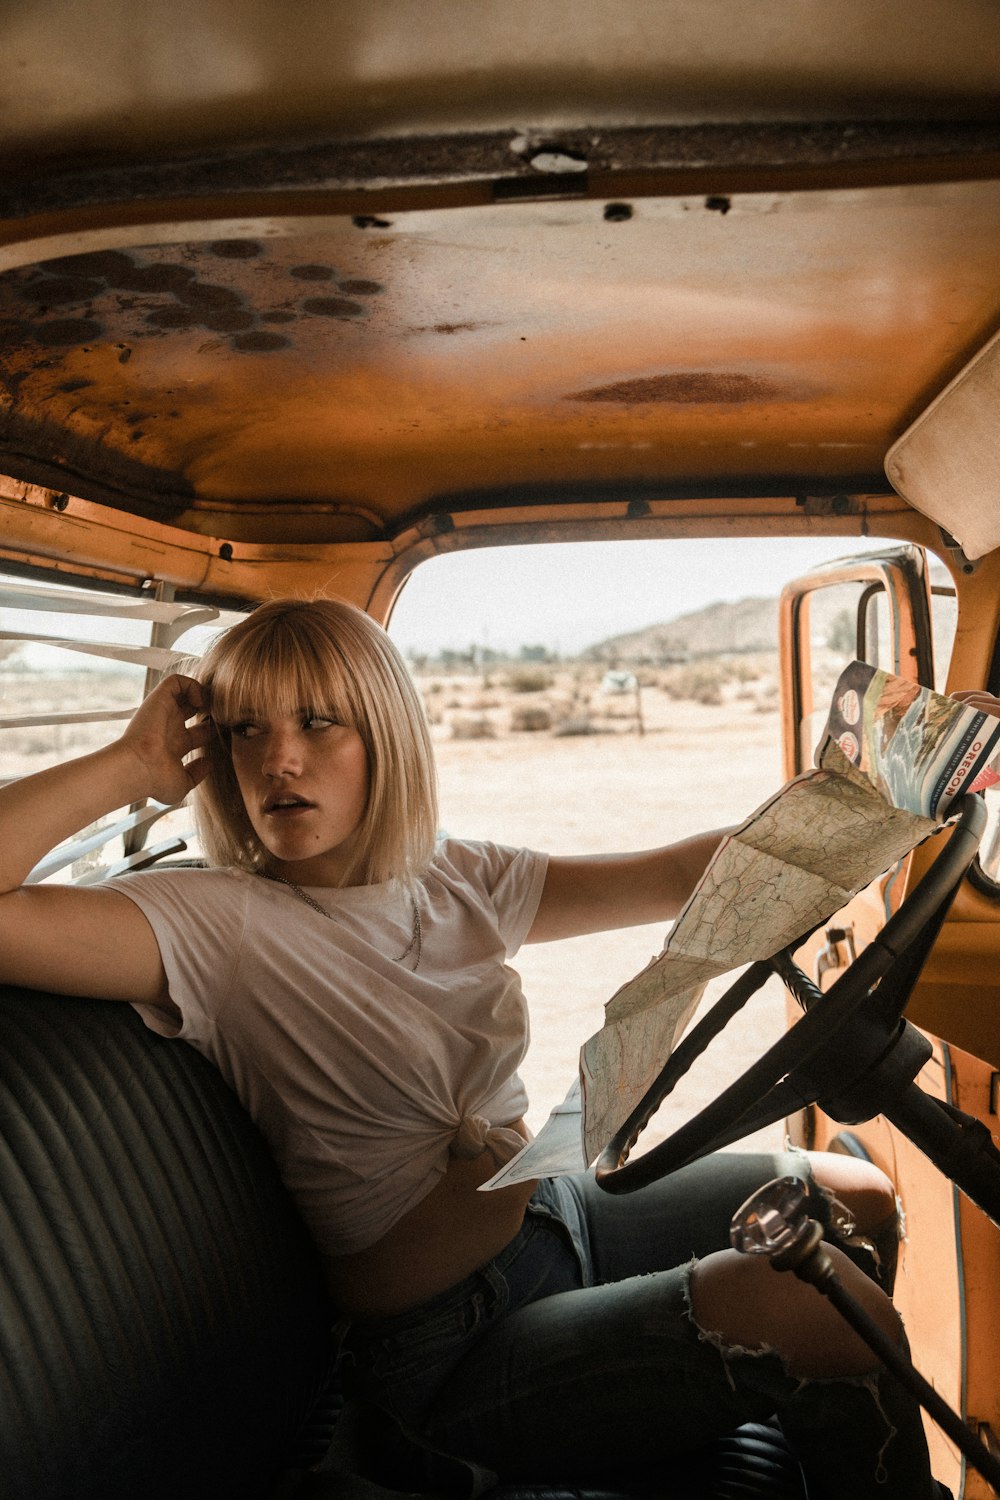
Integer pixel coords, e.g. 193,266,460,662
793,579,871,767
929,578,958,693
923,571,1000,892
0,606,147,777
861,585,894,671
974,591,1000,886
0,577,243,877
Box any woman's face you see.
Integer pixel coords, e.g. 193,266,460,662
224,707,370,884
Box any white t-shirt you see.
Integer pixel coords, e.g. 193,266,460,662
111,838,549,1258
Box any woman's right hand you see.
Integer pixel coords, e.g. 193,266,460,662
118,673,214,807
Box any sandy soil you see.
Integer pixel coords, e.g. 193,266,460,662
430,689,793,1158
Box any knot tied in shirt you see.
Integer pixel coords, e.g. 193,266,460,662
450,1113,526,1164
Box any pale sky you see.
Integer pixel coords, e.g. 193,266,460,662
388,535,885,658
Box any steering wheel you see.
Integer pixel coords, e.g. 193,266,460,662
595,794,987,1194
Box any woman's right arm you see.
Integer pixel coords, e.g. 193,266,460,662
0,674,211,1003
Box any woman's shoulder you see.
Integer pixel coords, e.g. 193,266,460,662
112,861,252,890
108,861,255,919
428,836,547,899
429,836,519,880
426,838,549,952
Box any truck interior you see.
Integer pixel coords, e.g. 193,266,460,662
3,4,1000,1497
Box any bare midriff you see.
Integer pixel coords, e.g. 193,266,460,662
326,1118,538,1318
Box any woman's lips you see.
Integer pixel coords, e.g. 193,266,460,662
263,795,315,815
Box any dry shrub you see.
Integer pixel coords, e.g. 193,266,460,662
450,714,497,740
554,714,598,737
510,703,552,733
753,680,780,713
661,663,726,706
507,666,554,694
657,653,776,706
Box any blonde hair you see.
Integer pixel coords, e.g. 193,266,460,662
192,597,438,887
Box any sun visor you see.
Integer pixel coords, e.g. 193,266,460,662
885,326,1000,562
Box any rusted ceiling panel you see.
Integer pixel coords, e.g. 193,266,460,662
2,178,1000,543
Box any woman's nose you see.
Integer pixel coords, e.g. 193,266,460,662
260,729,303,777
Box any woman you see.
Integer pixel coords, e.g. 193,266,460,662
0,597,957,1499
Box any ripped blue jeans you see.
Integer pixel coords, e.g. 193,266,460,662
342,1151,939,1500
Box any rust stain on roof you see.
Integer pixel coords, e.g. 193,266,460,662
567,372,795,404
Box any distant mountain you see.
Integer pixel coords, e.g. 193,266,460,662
584,591,846,662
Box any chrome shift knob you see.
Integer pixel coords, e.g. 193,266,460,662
730,1175,815,1259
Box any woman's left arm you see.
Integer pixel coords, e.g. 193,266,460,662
527,827,734,943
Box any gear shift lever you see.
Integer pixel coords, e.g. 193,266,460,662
730,1177,1000,1494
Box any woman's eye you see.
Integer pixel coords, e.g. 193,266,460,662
303,714,337,730
230,721,263,739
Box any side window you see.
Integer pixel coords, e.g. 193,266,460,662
863,572,955,691
974,617,1000,889
779,545,935,779
0,575,226,882
790,578,875,771
929,578,958,693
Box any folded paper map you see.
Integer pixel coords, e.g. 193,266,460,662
483,663,1000,1189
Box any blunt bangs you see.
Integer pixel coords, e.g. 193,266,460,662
207,611,359,734
192,597,438,886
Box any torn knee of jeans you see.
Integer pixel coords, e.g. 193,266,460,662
681,1256,767,1354
780,1146,859,1243
691,1299,891,1405
781,1145,901,1279
681,1255,780,1388
693,1318,779,1364
819,1188,905,1290
682,1255,895,1392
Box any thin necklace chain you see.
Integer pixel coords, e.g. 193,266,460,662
264,872,422,970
